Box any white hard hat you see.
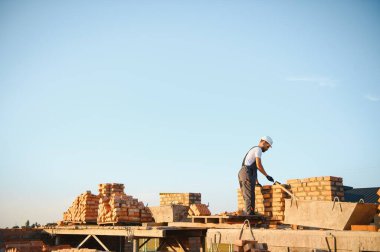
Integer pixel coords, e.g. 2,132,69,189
260,136,273,147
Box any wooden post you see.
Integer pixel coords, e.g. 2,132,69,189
133,239,139,252
200,236,206,252
55,235,61,246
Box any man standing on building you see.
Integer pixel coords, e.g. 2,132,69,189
238,136,275,215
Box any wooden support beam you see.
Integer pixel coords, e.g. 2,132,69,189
133,239,139,252
139,238,151,249
77,234,91,248
92,235,111,251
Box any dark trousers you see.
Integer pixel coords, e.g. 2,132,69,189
238,165,257,214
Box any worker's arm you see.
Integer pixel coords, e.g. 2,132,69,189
256,157,268,176
256,157,274,182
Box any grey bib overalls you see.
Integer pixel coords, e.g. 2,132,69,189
238,146,259,214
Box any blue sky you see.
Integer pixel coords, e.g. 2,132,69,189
0,1,379,228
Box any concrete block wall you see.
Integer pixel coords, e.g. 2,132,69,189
159,193,201,206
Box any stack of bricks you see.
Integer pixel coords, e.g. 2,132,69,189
286,176,345,201
63,191,99,224
188,203,211,216
97,183,153,224
159,193,201,206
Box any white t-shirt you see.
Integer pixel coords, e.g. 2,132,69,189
244,146,262,166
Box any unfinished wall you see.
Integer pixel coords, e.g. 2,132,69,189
237,176,345,225
159,193,201,206
287,176,344,201
238,184,289,227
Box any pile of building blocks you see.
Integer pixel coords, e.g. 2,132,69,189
63,191,99,224
97,183,152,224
62,183,152,225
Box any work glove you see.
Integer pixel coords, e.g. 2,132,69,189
266,175,274,182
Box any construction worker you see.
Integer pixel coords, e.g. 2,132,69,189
238,136,274,215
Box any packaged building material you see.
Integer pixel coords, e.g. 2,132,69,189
63,191,99,224
97,183,153,224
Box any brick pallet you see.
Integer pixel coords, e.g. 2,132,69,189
97,183,152,224
63,191,99,224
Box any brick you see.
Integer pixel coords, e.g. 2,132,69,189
333,182,343,186
323,185,337,191
289,183,302,188
295,192,307,196
287,179,300,184
320,181,333,186
323,176,342,182
307,182,320,187
272,206,285,211
308,191,320,196
321,191,334,196
351,225,378,232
